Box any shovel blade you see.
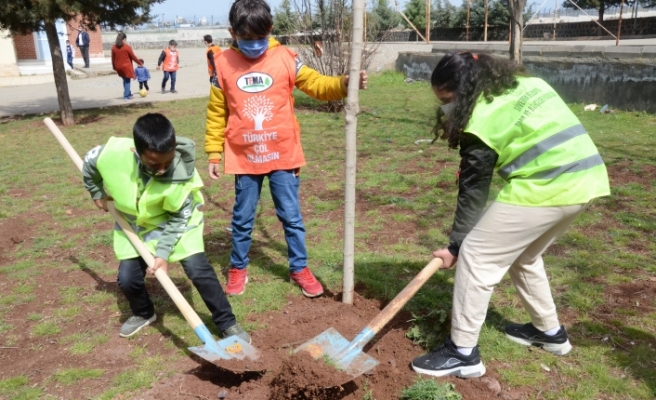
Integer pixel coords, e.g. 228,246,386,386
294,327,379,379
189,335,260,363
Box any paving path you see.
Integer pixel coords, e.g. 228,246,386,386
0,48,213,118
2,38,656,118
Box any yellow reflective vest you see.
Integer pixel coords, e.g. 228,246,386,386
465,77,610,206
96,137,205,261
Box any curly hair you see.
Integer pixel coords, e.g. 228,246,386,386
431,51,528,149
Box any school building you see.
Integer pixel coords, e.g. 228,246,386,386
0,16,105,77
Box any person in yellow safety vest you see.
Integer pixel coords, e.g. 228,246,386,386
204,34,222,84
205,0,367,298
82,113,251,343
156,40,179,94
411,51,610,379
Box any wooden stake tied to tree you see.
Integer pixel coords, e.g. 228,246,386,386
342,0,365,305
508,0,527,64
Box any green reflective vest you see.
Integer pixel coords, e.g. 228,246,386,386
96,137,205,261
464,77,610,206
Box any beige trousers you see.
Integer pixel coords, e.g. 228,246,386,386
451,201,589,347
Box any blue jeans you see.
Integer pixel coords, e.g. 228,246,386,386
121,77,131,99
230,170,307,273
67,55,73,69
162,71,176,91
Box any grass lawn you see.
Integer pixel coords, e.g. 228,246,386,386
0,71,654,399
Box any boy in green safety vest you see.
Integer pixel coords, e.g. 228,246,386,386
82,113,250,342
411,51,610,379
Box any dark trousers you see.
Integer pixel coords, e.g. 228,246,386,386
67,55,73,69
116,253,236,331
139,81,150,91
162,71,176,91
79,46,90,67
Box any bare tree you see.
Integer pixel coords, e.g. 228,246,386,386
508,0,526,64
288,0,382,111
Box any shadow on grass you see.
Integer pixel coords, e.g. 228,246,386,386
571,319,656,397
67,255,226,357
0,101,158,125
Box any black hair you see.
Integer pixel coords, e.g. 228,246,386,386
115,32,126,48
204,34,213,43
133,113,176,155
431,51,527,149
138,58,144,64
229,0,273,37
169,39,178,46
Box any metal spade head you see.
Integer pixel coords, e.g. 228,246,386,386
294,327,379,380
189,335,260,363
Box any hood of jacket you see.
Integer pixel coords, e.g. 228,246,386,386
149,136,197,183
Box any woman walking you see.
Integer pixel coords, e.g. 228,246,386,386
411,51,610,378
111,33,142,100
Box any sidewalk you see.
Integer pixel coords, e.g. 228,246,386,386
0,48,212,118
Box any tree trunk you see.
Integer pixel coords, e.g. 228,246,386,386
342,0,364,305
44,21,74,126
598,0,605,36
508,0,526,64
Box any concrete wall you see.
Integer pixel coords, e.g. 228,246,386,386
0,30,19,77
396,43,656,112
102,28,232,49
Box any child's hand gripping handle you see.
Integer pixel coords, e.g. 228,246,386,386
43,118,205,331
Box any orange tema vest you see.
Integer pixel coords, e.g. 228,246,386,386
214,46,305,175
206,45,222,76
163,48,179,72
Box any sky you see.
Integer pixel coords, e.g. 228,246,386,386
149,0,453,25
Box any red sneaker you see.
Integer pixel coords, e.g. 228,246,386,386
226,268,248,296
290,267,324,298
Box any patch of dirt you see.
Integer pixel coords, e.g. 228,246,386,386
0,213,45,266
137,292,530,400
606,160,656,188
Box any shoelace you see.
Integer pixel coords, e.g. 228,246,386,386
430,339,457,356
228,270,245,284
294,269,314,284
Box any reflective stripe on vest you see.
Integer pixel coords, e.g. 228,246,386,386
498,124,588,180
214,46,305,174
465,77,610,206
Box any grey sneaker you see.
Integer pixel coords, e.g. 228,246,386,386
222,324,251,344
119,314,156,338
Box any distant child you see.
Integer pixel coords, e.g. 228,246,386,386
134,59,151,92
204,34,222,84
82,113,250,343
204,0,367,298
65,40,74,69
157,40,179,94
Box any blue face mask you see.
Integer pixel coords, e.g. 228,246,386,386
237,37,269,59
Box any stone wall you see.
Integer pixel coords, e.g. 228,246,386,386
396,43,656,112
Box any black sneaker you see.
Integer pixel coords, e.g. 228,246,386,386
505,322,572,355
411,337,486,378
222,324,252,344
170,89,178,94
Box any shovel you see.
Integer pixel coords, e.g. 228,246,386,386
44,118,259,363
294,257,444,380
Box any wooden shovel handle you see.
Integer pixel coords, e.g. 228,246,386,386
367,257,444,334
44,118,204,330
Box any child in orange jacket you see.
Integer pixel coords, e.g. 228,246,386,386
157,40,179,94
205,0,367,298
